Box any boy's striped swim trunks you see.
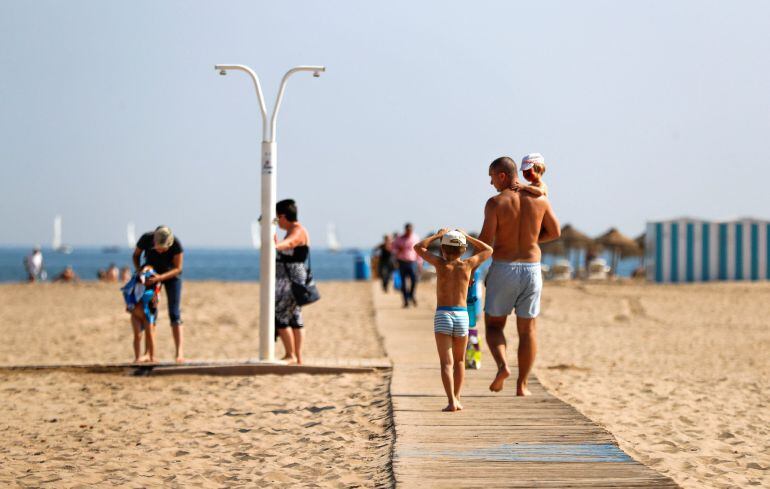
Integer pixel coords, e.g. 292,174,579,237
433,306,469,337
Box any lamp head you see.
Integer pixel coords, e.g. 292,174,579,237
313,71,321,78
219,69,227,76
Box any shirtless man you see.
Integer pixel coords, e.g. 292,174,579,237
478,157,560,396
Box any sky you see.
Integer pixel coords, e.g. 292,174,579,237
1,1,768,248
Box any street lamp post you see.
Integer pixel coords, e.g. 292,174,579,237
215,64,325,362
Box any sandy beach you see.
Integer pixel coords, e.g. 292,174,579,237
533,281,769,489
2,279,768,488
0,281,385,364
0,281,393,487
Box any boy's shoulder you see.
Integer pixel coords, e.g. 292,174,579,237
437,258,472,271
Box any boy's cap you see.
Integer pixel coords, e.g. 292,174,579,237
153,226,174,248
521,153,545,172
441,230,467,247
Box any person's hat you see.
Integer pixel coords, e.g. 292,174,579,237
441,230,467,247
153,226,174,248
521,153,545,172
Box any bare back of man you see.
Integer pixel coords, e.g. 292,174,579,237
479,157,560,396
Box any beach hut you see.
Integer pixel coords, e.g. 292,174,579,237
645,217,770,283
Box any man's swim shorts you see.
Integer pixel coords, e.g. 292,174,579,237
434,306,470,337
484,261,542,318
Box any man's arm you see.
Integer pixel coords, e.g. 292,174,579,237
477,198,498,249
461,231,493,269
539,201,561,243
413,230,447,267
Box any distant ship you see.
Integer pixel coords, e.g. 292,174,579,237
52,215,73,254
327,223,341,252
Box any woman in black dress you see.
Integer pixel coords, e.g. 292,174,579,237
274,199,311,365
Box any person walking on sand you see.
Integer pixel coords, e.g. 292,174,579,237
414,229,492,412
274,199,313,365
393,223,421,307
375,234,395,292
478,157,561,396
133,226,185,363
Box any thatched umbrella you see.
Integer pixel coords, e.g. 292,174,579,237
560,224,594,250
539,239,566,256
538,224,594,276
560,224,594,270
634,233,646,266
634,233,646,252
595,228,642,274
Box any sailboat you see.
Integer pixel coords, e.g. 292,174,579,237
250,220,261,250
327,223,341,252
53,215,73,254
127,222,137,248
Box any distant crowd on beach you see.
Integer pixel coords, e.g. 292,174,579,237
23,247,131,284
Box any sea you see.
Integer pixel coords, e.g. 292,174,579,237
0,247,643,283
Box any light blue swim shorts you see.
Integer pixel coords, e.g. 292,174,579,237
484,261,543,318
434,306,470,337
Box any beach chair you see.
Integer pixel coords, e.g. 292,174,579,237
550,259,572,280
587,258,611,280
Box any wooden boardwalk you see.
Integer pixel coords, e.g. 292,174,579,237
373,284,677,488
0,357,391,376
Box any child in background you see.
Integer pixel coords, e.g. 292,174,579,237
517,152,549,197
122,267,162,363
465,267,483,370
414,229,492,412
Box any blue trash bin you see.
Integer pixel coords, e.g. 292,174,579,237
354,253,371,280
392,269,402,290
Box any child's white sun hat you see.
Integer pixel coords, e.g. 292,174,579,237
521,153,545,172
441,230,467,247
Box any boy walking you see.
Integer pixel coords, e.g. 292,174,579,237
414,229,492,411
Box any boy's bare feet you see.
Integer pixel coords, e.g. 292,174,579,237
516,379,532,396
175,356,185,364
455,399,463,411
489,364,511,392
281,355,298,365
442,404,458,412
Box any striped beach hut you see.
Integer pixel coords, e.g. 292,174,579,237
645,218,770,283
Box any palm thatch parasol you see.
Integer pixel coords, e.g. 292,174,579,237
634,233,646,265
539,239,566,256
541,224,594,273
560,224,594,250
595,228,643,274
634,233,645,251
